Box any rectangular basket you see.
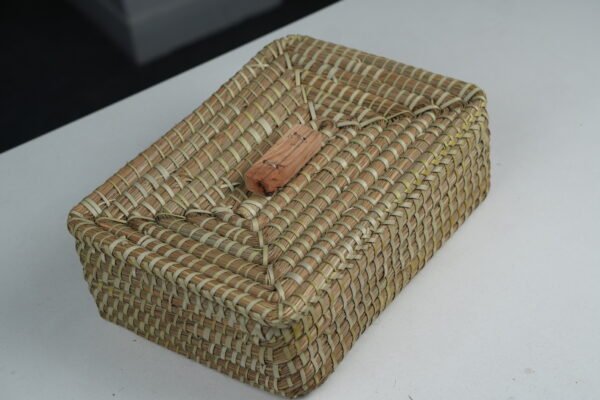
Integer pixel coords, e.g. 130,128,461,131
67,35,490,397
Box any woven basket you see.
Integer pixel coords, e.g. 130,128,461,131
67,35,490,397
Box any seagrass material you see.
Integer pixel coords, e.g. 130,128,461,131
67,35,490,397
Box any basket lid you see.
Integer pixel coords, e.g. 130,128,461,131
68,35,486,328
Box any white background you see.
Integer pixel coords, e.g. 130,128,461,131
1,0,599,399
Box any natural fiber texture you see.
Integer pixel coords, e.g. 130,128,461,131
67,35,490,397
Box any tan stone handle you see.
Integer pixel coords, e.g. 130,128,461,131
245,125,324,196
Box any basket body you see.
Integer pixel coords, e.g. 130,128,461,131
67,35,490,397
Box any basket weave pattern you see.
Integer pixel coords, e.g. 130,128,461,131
68,35,490,397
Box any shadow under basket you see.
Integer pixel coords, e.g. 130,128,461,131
67,35,490,397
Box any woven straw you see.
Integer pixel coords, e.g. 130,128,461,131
67,35,490,397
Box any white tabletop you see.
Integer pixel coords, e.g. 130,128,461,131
2,0,599,398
